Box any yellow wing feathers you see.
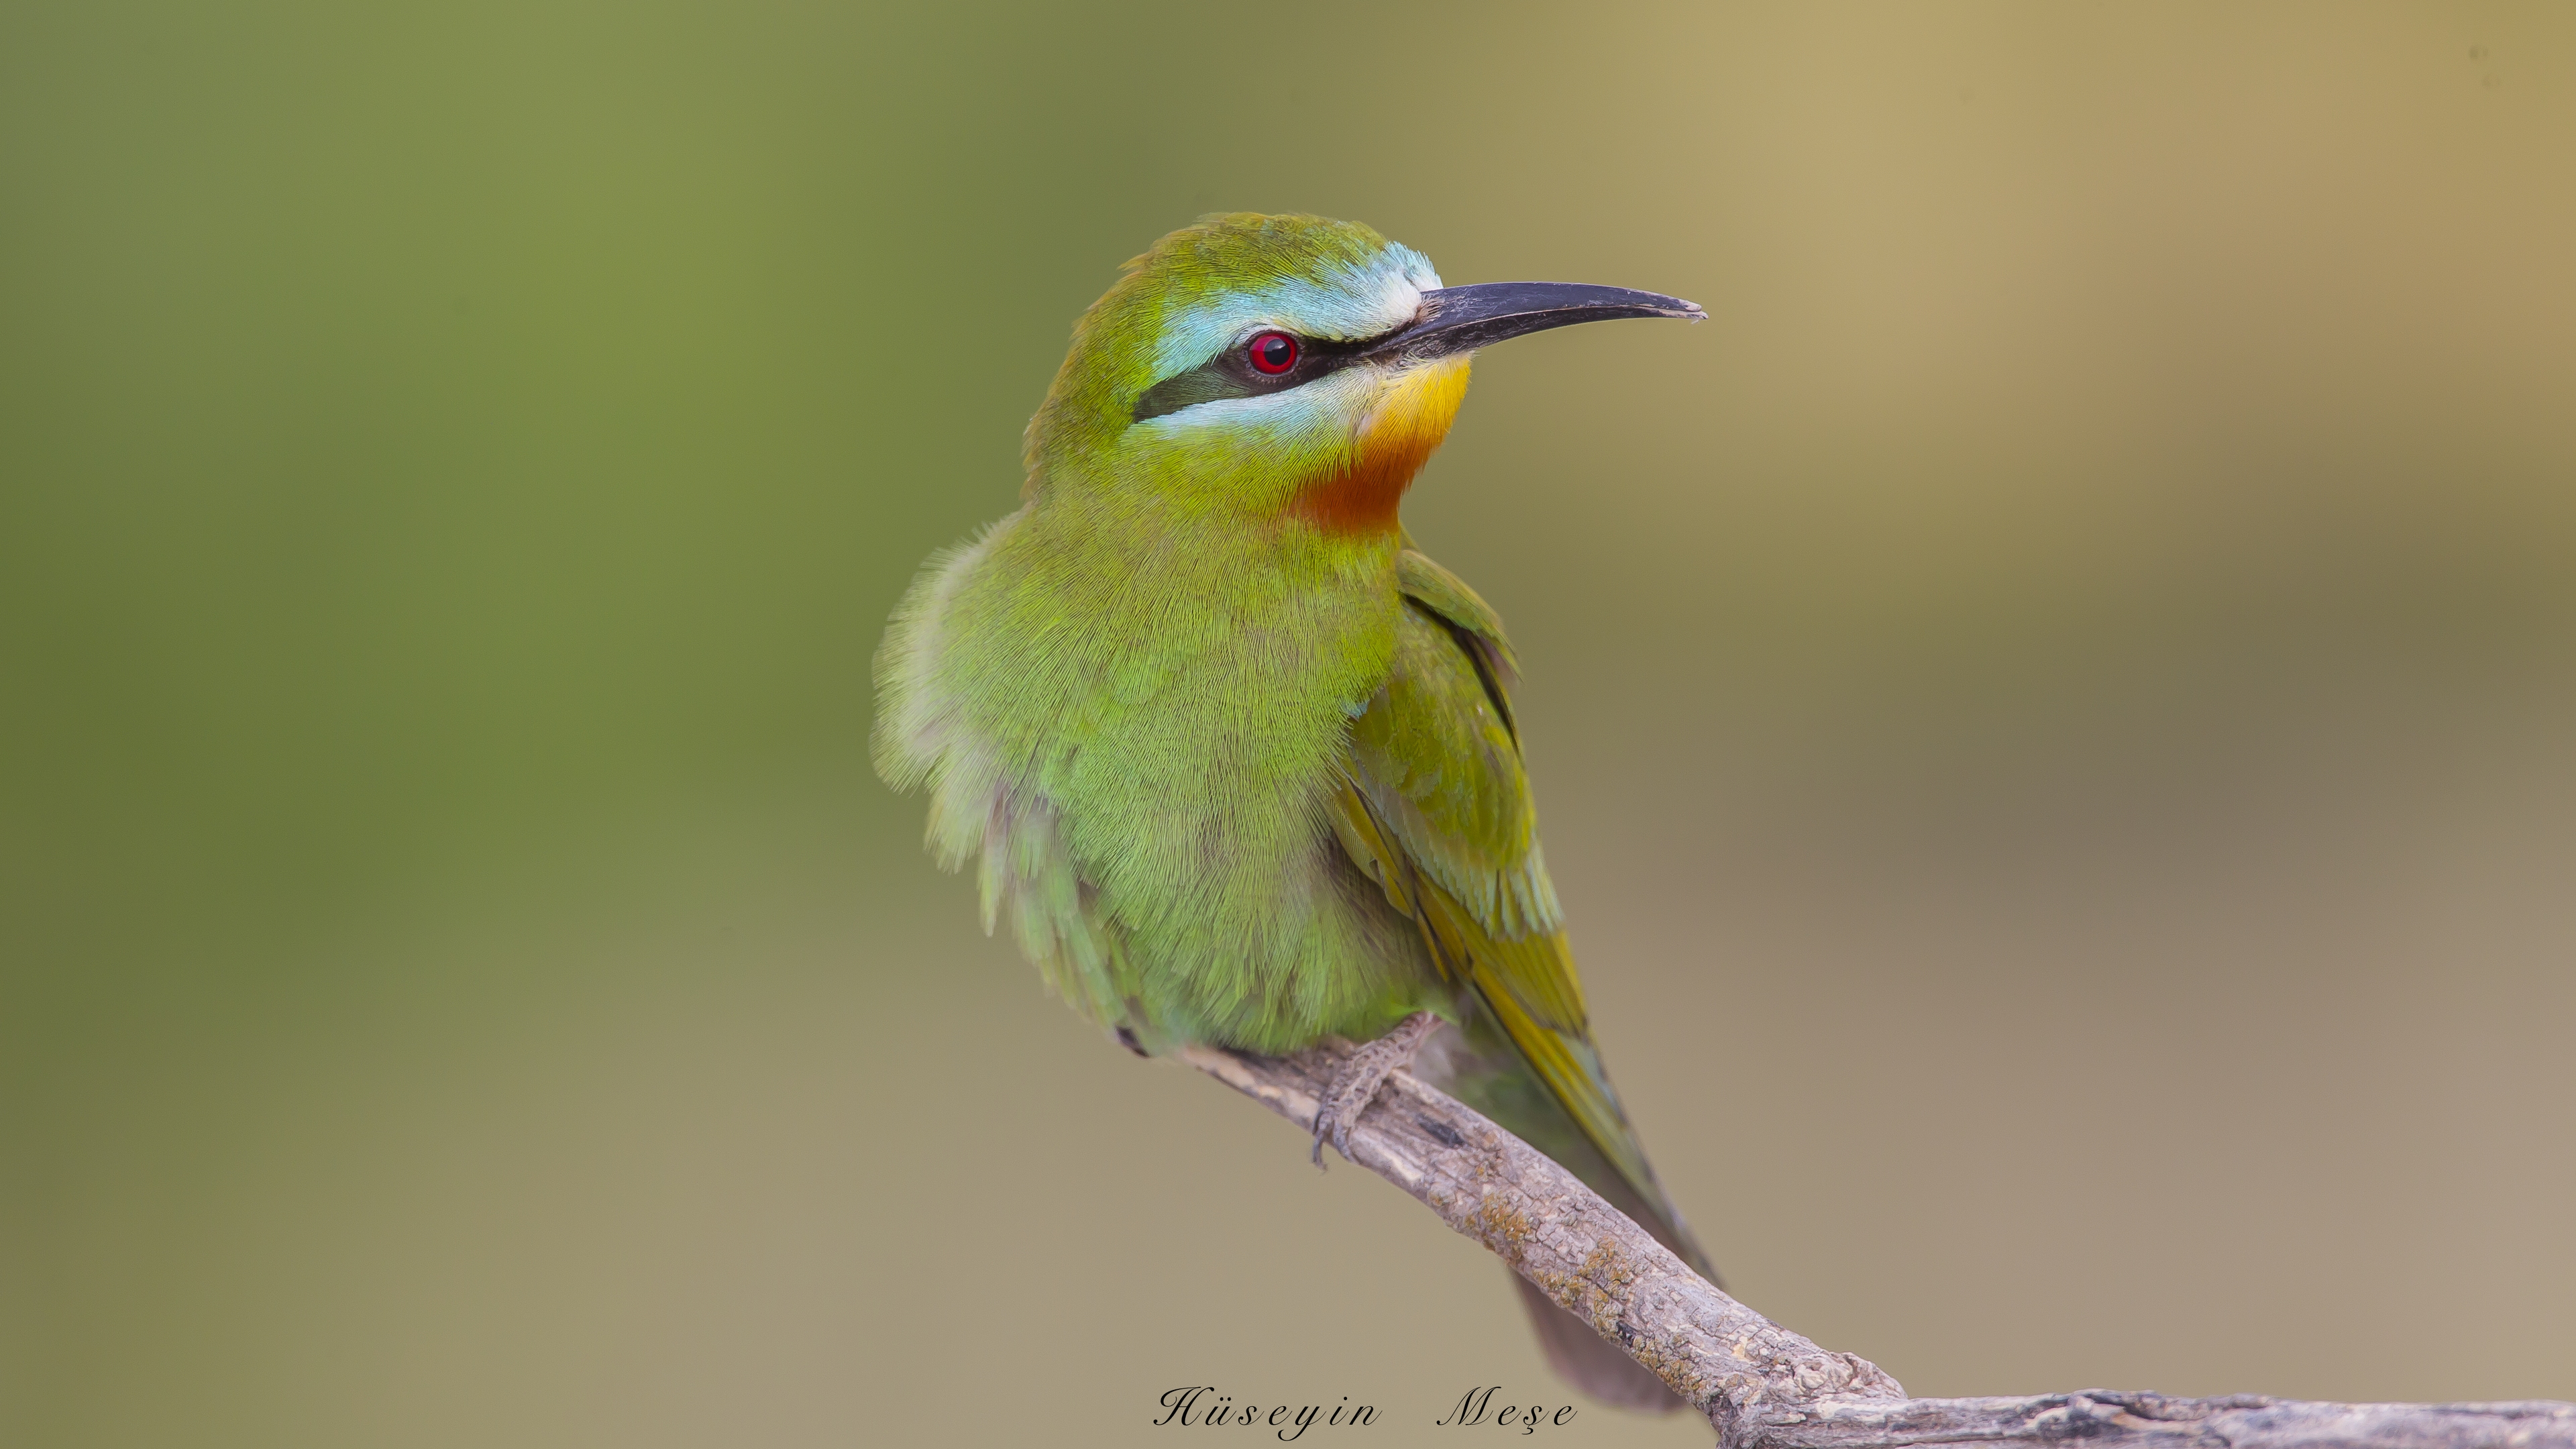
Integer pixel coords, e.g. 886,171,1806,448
1327,770,1673,1238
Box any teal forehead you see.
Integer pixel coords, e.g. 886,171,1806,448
1148,242,1442,380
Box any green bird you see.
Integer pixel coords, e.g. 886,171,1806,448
875,213,1709,1409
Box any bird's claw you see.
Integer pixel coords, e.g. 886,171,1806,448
1309,1011,1440,1169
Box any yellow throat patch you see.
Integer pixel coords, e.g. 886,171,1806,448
1293,356,1473,535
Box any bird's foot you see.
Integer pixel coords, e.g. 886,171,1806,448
1310,1011,1441,1167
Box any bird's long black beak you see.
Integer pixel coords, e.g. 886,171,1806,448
1363,281,1703,362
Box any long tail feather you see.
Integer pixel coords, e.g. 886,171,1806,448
1510,1277,1678,1411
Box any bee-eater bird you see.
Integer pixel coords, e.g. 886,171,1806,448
875,213,1709,1409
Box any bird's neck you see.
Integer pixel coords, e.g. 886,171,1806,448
1021,487,1401,620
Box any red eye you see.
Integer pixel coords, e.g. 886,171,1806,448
1246,331,1299,375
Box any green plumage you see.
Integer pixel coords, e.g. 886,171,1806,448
875,214,1707,1408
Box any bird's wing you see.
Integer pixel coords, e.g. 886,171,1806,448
1325,546,1703,1272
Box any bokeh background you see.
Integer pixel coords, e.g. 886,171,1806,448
5,3,2573,1445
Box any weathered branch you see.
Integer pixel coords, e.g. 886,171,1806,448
1182,1040,2575,1449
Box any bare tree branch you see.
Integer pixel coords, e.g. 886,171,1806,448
1181,1040,2576,1449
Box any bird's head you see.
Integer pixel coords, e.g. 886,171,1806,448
1024,213,1701,535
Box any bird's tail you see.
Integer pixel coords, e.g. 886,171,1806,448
1417,1009,1714,1412
1509,1277,1679,1411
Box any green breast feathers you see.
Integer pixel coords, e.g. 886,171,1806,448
873,523,1560,1053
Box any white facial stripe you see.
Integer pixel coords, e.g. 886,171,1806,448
1149,243,1443,381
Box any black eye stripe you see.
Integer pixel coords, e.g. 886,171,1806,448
1130,328,1373,423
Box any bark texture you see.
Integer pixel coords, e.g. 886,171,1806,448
1181,1040,2575,1449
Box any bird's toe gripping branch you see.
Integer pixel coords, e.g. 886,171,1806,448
1310,1011,1443,1167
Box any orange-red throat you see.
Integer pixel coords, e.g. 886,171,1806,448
1291,356,1474,535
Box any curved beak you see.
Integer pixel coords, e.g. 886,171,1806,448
1362,281,1703,362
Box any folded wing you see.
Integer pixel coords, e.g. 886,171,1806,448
1325,546,1711,1281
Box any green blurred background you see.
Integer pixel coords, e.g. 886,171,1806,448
5,3,2573,1445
